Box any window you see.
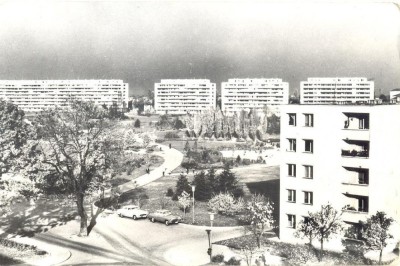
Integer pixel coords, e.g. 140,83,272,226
287,189,296,202
288,164,296,177
304,191,313,205
304,139,313,153
287,214,296,228
288,113,296,126
288,138,296,152
358,169,369,185
358,197,369,212
304,113,314,127
304,165,313,179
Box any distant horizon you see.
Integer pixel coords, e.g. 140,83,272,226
1,1,399,97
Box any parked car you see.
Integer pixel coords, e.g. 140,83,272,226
117,205,148,220
148,209,182,226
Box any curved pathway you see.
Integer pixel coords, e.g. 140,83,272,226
117,144,183,192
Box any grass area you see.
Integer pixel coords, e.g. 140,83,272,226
118,165,280,227
215,235,379,265
0,238,47,265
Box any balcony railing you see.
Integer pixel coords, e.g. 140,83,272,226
341,149,369,158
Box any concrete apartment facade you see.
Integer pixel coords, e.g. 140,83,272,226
221,78,289,116
0,80,129,112
300,78,374,104
390,89,400,102
279,104,400,242
154,79,216,115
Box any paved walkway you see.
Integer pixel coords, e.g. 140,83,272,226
118,144,183,191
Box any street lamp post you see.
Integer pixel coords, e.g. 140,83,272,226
209,212,215,228
206,229,212,263
191,185,196,224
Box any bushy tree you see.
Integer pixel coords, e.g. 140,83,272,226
216,165,244,197
173,117,185,129
245,194,275,248
192,171,212,201
0,100,30,177
207,167,218,193
181,160,198,174
0,101,36,214
178,191,191,218
361,211,394,264
208,192,244,215
19,100,131,236
134,119,141,128
173,174,192,200
184,141,190,152
266,114,280,135
295,217,318,245
305,204,343,260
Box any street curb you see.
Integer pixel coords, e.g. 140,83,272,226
178,223,244,231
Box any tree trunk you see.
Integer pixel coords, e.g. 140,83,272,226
319,238,324,261
76,192,88,236
87,205,103,236
379,249,383,265
309,232,313,245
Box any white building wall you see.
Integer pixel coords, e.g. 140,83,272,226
221,78,289,116
279,104,400,242
300,77,374,104
0,80,129,112
154,79,216,115
390,89,400,102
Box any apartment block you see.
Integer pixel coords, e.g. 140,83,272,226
279,104,400,242
390,89,400,102
0,80,129,112
154,79,216,115
300,78,374,104
221,78,289,116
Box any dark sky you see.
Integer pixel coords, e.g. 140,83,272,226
0,1,399,96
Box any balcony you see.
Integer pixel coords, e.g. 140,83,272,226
341,129,370,141
341,183,369,197
341,149,369,158
342,209,369,224
343,112,369,130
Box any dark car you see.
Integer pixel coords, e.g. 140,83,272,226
148,209,182,226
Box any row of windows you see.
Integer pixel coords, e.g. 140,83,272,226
288,113,314,127
287,139,313,153
287,164,313,178
287,190,313,205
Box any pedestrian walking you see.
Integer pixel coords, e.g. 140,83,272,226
169,143,171,149
162,171,165,176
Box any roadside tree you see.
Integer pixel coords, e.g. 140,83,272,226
178,191,191,218
295,217,318,245
361,211,394,264
216,164,244,198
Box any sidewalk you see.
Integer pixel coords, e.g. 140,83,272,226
117,144,184,192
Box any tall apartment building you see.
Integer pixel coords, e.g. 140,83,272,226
300,78,374,104
0,80,129,112
279,104,400,242
154,79,216,115
221,78,289,116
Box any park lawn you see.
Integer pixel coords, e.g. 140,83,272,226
118,165,280,227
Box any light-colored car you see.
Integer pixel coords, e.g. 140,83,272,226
148,209,182,226
117,205,148,220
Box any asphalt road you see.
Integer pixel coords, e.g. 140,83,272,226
90,213,243,266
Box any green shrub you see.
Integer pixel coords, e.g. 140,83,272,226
166,188,174,197
211,254,224,263
225,257,241,265
164,132,180,139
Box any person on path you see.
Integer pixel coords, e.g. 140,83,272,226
169,143,171,149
